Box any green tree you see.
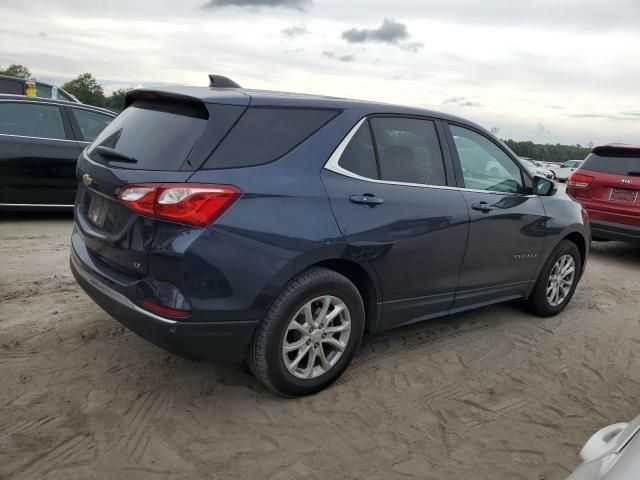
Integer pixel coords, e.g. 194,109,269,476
503,139,591,163
104,88,129,112
0,64,33,79
62,73,105,107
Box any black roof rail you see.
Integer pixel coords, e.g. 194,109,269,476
208,74,241,88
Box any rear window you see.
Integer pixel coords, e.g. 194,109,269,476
87,100,208,170
203,107,338,169
581,154,640,175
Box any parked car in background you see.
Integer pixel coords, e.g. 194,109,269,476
520,158,555,179
539,161,561,175
0,74,79,103
567,414,640,479
70,78,590,396
566,144,639,244
0,94,115,209
556,159,584,181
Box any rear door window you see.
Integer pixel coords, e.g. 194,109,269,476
71,108,113,142
87,100,209,170
203,107,338,169
0,102,66,140
370,117,447,186
337,122,379,179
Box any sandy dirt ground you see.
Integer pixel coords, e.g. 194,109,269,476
1,212,640,480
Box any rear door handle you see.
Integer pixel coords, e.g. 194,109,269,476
471,202,494,212
350,194,384,207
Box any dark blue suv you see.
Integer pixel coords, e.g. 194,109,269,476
70,79,589,396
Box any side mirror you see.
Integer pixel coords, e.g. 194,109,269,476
534,175,557,196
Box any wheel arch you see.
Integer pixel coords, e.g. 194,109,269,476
563,231,588,270
312,258,382,333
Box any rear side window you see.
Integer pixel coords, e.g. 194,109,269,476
87,100,208,170
370,117,447,186
338,123,378,179
204,107,338,169
71,108,112,142
581,154,640,175
0,102,66,140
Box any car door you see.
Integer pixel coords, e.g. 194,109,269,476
444,123,547,311
322,116,469,330
0,100,81,206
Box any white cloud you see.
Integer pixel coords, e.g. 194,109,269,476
0,0,638,145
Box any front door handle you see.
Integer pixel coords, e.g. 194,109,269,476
350,194,384,207
471,202,494,212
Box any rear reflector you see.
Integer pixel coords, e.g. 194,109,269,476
567,173,595,188
142,299,191,318
118,183,242,227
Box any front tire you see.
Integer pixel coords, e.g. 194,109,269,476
525,240,582,317
248,267,365,396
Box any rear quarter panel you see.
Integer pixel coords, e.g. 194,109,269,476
179,109,380,322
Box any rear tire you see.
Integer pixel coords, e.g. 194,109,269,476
525,240,582,317
248,267,365,397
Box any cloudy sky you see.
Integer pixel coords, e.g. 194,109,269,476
1,0,638,145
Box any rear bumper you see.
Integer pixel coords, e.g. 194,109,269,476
590,220,640,244
70,246,259,363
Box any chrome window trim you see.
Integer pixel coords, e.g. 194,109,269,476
0,132,78,143
0,98,115,116
323,116,536,198
0,203,74,208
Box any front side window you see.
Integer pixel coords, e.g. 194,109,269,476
450,125,524,194
370,117,447,186
34,83,53,99
0,102,66,140
71,109,112,142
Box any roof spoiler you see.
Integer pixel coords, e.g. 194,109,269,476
208,74,241,88
592,144,640,158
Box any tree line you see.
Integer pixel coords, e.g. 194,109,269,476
1,64,594,161
503,139,591,163
0,64,128,111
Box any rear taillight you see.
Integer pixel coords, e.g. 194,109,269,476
118,183,242,227
567,173,595,188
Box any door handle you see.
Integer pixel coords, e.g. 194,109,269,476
350,194,384,207
471,202,494,212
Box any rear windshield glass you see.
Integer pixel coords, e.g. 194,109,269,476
86,100,207,170
581,154,640,175
203,107,339,169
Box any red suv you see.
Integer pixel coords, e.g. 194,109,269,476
567,144,640,244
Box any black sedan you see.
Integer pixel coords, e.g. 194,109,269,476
0,94,115,209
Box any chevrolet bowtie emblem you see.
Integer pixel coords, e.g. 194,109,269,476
82,174,93,187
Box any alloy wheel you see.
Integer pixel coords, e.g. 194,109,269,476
546,254,576,307
282,296,352,380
